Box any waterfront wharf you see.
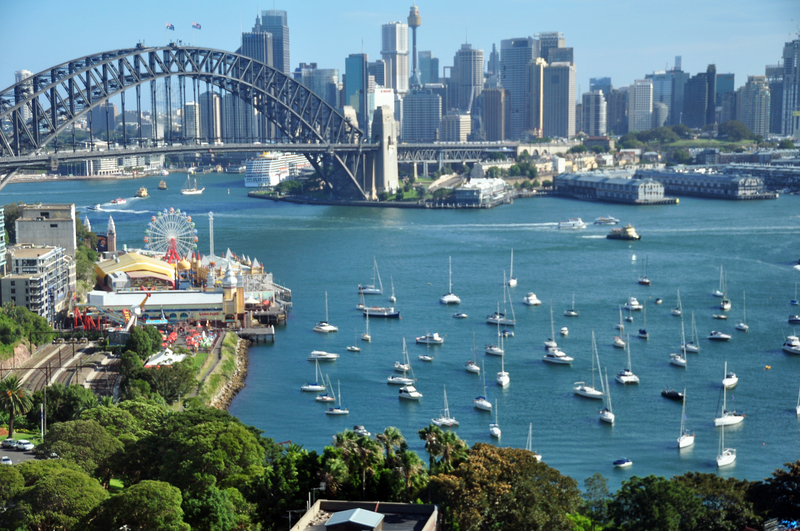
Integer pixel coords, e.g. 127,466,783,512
238,326,275,343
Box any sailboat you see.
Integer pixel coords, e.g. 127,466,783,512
564,292,579,317
325,380,349,415
683,312,700,353
796,383,800,416
599,369,615,424
677,388,695,448
791,282,799,306
387,343,415,385
361,312,371,342
474,360,492,411
638,253,650,285
722,361,738,389
575,330,604,398
432,385,459,426
389,276,396,303
489,399,502,438
616,305,625,331
638,304,649,339
720,272,732,310
394,338,412,372
180,175,205,195
439,256,461,304
616,335,639,384
716,423,736,467
316,374,336,402
735,291,749,331
358,257,383,295
346,329,361,352
313,292,338,333
526,423,542,461
496,343,510,387
670,319,688,367
485,310,504,356
507,249,517,287
714,384,745,426
486,273,516,326
713,265,725,297
300,360,326,392
671,289,682,317
544,301,558,350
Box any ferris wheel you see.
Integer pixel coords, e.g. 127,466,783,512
143,207,198,262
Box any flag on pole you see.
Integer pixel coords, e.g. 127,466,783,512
166,23,175,30
192,22,201,29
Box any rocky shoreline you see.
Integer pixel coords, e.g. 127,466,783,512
209,336,251,410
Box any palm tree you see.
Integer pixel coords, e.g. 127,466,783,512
0,375,33,439
437,430,468,473
376,426,405,462
418,424,444,473
396,449,427,502
334,430,384,500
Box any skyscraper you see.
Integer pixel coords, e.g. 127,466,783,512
183,102,200,141
525,58,546,137
716,73,735,100
91,102,118,134
345,53,369,131
781,38,800,136
706,64,717,125
590,77,612,96
627,79,653,133
382,22,410,95
402,90,441,141
765,63,784,134
606,87,628,135
241,25,274,67
199,92,221,142
536,32,565,65
483,88,507,141
500,37,538,139
542,62,576,138
582,91,607,136
451,43,484,112
487,44,500,75
683,73,708,129
418,52,439,85
736,76,770,137
368,60,387,87
261,9,290,74
645,71,672,124
13,70,33,123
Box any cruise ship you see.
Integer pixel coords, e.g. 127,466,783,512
244,152,313,187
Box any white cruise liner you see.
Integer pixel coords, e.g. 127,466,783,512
244,152,313,187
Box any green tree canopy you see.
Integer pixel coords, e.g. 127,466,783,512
38,419,124,487
141,360,197,404
750,460,800,520
89,480,190,531
0,465,24,506
334,430,384,500
126,326,154,360
718,120,755,142
673,471,760,530
778,139,796,149
609,475,706,531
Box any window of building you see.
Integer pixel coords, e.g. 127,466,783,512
50,224,58,228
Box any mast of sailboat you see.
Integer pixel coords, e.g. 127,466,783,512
680,388,687,435
373,257,383,293
448,256,453,294
324,291,329,322
526,423,532,452
590,330,597,389
605,369,613,413
549,301,555,340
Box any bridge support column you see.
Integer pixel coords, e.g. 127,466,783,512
366,106,398,199
423,162,429,177
411,162,417,181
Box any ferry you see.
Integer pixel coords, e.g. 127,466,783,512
158,180,167,190
607,224,641,240
594,216,620,225
244,152,313,187
135,187,148,198
558,218,587,230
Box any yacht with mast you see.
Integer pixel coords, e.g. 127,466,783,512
544,302,558,350
526,423,542,462
439,257,461,304
474,361,492,411
722,361,738,389
671,289,682,317
507,249,517,287
714,384,745,426
496,348,510,388
325,380,349,415
316,374,336,403
683,312,700,352
598,369,615,424
313,292,339,333
180,175,205,195
677,389,695,448
388,340,415,385
716,424,736,467
638,253,650,286
713,265,725,297
615,335,639,384
431,386,458,427
489,400,502,438
574,331,604,398
486,273,516,326
735,291,749,331
485,311,504,356
564,292,579,317
300,360,326,392
358,257,383,295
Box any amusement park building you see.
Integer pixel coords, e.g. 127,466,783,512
94,252,177,291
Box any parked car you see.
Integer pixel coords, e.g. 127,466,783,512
16,440,34,451
1,456,12,465
1,439,17,449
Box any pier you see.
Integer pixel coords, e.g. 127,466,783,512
238,326,275,343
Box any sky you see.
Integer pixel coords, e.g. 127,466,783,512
2,0,798,95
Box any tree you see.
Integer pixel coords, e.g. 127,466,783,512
38,419,124,487
26,383,100,427
376,426,405,463
569,145,588,154
718,120,755,142
89,480,190,531
750,460,800,520
126,326,154,360
333,430,384,500
436,430,468,473
144,325,163,351
418,424,443,473
609,475,706,531
182,485,254,531
672,149,692,165
0,465,24,506
582,473,610,527
396,449,427,502
778,139,796,149
670,124,692,139
141,361,197,404
395,190,404,200
0,374,33,438
673,471,760,531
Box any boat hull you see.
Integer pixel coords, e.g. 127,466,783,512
714,414,745,426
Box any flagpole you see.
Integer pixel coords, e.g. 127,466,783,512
192,27,194,46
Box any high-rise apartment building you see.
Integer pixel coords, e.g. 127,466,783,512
295,63,339,108
536,32,565,64
627,79,653,133
381,22,410,95
402,90,442,141
90,102,118,133
683,73,708,129
706,64,717,125
199,92,221,142
345,53,369,132
652,102,669,129
781,39,800,136
483,88,507,141
716,73,735,99
418,52,439,85
261,9,290,74
765,64,784,134
606,87,628,135
582,90,607,136
183,102,200,141
500,37,538,139
736,76,770,137
13,70,33,123
451,44,484,112
542,62,576,138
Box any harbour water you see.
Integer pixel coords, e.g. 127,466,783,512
3,171,800,490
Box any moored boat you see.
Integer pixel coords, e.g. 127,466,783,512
782,335,800,354
416,332,444,344
594,216,620,225
158,180,167,190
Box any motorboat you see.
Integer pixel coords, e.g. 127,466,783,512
782,335,800,354
110,197,126,204
416,332,444,344
394,360,411,372
507,249,517,287
353,425,371,437
712,314,728,320
465,361,480,374
439,256,461,304
135,187,148,198
661,388,684,401
88,204,101,211
419,354,434,362
716,424,736,467
489,400,501,438
607,224,641,240
789,315,800,325
714,386,745,426
613,458,633,468
346,345,361,352
722,361,738,389
560,327,569,336
358,257,383,295
655,298,663,304
502,329,514,338
616,338,639,384
363,306,400,318
313,292,338,333
594,216,620,225
453,313,468,319
564,292,579,317
486,320,504,356
431,386,459,427
308,350,339,361
361,312,371,342
623,297,643,311
720,297,732,311
708,330,732,341
677,389,695,449
325,380,348,415
399,385,423,401
387,375,414,385
389,276,396,303
543,348,573,364
544,302,558,350
791,282,799,306
160,169,169,176
523,292,542,306
558,217,587,229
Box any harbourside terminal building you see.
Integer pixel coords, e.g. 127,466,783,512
554,171,674,204
635,167,776,199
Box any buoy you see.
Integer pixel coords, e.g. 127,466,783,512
765,365,771,370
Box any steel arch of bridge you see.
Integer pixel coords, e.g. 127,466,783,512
0,44,373,198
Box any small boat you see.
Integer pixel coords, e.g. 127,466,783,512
594,216,620,225
416,332,444,345
708,330,732,341
638,253,650,286
543,348,573,364
735,291,748,331
677,389,695,448
574,331,604,399
661,388,684,401
714,385,745,426
489,400,501,438
623,296,643,311
363,306,400,318
453,312,468,319
419,353,434,362
615,305,625,331
394,338,412,373
180,176,205,195
782,335,800,354
722,361,738,389
713,314,728,320
110,197,126,204
544,302,558,350
613,336,625,349
616,337,639,384
655,298,663,305
526,423,542,462
507,249,517,287
487,274,516,325
486,319,504,356
308,350,339,361
564,292,579,317
560,327,569,336
502,329,514,337
158,180,167,190
598,369,615,424
358,257,383,295
326,380,349,415
719,273,731,310
559,217,587,229
683,312,700,353
346,345,361,353
713,265,725,297
474,361,492,411
638,305,649,339
431,385,458,427
716,424,736,467
613,458,633,468
313,292,338,333
135,187,148,198
361,312,371,342
465,361,480,374
316,375,336,402
353,425,371,437
300,360,326,392
88,204,101,211
607,224,640,240
160,169,169,176
670,353,687,367
791,282,799,306
789,315,800,325
388,276,396,303
671,289,682,316
523,292,542,306
439,256,461,304
399,385,423,401
496,349,510,388
387,374,414,385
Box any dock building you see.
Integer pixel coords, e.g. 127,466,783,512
554,172,672,204
453,178,510,206
636,168,776,199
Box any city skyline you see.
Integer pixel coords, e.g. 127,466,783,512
2,0,795,96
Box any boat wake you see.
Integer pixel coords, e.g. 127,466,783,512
581,235,606,239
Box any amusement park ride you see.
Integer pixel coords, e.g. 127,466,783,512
144,207,199,263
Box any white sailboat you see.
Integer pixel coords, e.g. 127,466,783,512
439,256,461,304
325,380,349,415
735,291,749,331
180,175,205,195
616,335,640,384
313,292,338,333
671,289,682,316
389,276,396,303
670,319,688,368
599,369,615,424
486,311,504,356
683,312,700,353
496,344,510,387
575,331,604,398
791,282,799,306
487,273,516,326
394,338,412,372
722,360,738,389
300,360,326,392
316,374,336,402
361,312,371,342
526,423,542,461
564,292,579,317
544,301,558,350
358,257,383,295
714,384,745,426
720,272,732,310
677,389,695,448
716,423,736,467
796,383,800,416
507,249,517,287
638,253,650,286
346,328,361,352
474,360,492,411
432,385,459,426
713,265,725,297
638,304,649,339
489,399,502,438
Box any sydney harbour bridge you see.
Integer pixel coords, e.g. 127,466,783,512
0,43,546,199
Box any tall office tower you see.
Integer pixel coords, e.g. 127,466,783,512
736,76,771,137
199,92,221,142
440,113,471,141
574,102,583,135
483,88,507,140
382,22,410,95
716,73,734,100
765,63,784,134
487,44,500,75
719,92,737,123
525,58,546,137
345,53,369,132
582,90,607,136
295,63,340,108
402,89,441,141
547,47,573,65
542,62,576,138
407,5,421,86
536,32,565,64
627,79,653,133
242,26,274,67
652,102,669,129
500,37,538,139
183,102,200,141
261,9,290,74
418,52,439,84
590,77,612,95
451,44,484,112
683,73,708,128
13,70,33,123
222,92,257,142
606,87,628,135
368,60,386,87
90,102,118,133
669,68,690,125
705,64,717,125
645,71,672,124
781,39,800,136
